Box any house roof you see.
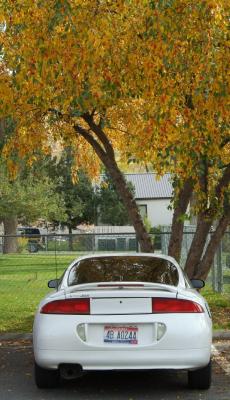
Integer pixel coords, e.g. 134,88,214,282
125,173,172,199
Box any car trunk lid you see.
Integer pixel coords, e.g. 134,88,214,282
65,282,178,315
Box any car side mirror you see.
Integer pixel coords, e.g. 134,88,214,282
48,279,59,289
190,279,205,289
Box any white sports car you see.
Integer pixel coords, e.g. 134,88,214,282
33,253,212,389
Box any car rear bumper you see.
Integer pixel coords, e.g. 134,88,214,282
34,346,211,371
33,312,212,371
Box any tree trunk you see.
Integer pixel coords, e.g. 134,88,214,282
168,179,193,262
0,119,7,142
195,208,230,280
184,164,230,278
104,159,154,252
3,217,18,253
184,213,212,278
74,118,154,252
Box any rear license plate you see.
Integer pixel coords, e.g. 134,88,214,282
104,325,138,344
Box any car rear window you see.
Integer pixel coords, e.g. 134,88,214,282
68,256,179,286
18,228,40,235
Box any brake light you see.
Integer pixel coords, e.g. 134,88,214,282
41,299,90,314
152,298,204,313
97,284,144,287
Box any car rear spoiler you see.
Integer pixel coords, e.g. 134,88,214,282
65,282,179,294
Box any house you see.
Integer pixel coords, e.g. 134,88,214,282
125,173,173,227
75,225,137,252
72,173,175,253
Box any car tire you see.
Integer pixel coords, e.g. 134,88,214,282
188,360,211,390
28,243,38,253
34,362,60,388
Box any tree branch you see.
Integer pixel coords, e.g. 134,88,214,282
108,126,130,135
215,164,230,200
47,108,63,119
73,121,154,253
219,162,230,169
83,113,115,159
195,204,230,280
73,123,107,162
203,163,230,217
168,178,193,261
220,136,230,148
0,119,7,141
184,164,230,277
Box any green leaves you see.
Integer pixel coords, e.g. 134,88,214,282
0,160,67,223
53,148,97,228
97,172,133,226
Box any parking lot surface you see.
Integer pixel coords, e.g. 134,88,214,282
0,339,229,400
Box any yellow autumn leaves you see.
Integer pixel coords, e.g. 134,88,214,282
0,0,229,198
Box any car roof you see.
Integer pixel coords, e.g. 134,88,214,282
18,226,40,230
69,252,179,266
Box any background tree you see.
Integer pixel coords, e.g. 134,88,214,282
0,117,67,253
97,172,132,226
0,1,229,277
0,163,66,253
50,148,97,249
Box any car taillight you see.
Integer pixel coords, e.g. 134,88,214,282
41,299,90,314
152,298,204,313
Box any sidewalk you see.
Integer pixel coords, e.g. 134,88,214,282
213,330,230,340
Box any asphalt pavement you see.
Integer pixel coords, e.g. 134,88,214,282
0,337,230,400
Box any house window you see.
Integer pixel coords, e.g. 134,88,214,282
138,205,147,219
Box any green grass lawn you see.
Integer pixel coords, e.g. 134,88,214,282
0,253,76,333
202,286,230,330
0,253,229,333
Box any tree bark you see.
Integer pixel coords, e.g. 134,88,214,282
103,157,154,252
0,119,7,142
195,207,230,280
184,164,230,278
74,116,154,252
184,213,212,278
168,179,193,262
3,217,18,253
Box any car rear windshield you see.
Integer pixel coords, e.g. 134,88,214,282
18,228,40,235
68,256,179,286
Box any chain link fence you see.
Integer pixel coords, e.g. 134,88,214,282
0,230,229,332
0,230,229,291
160,228,230,294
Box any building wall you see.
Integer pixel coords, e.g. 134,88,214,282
136,199,173,227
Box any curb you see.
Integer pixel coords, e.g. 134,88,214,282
1,331,230,341
213,330,230,340
0,333,32,341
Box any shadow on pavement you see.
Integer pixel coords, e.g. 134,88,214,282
0,341,230,400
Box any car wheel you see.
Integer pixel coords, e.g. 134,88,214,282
188,360,211,390
34,362,60,388
28,243,38,253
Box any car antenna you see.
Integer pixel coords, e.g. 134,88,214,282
54,234,58,291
